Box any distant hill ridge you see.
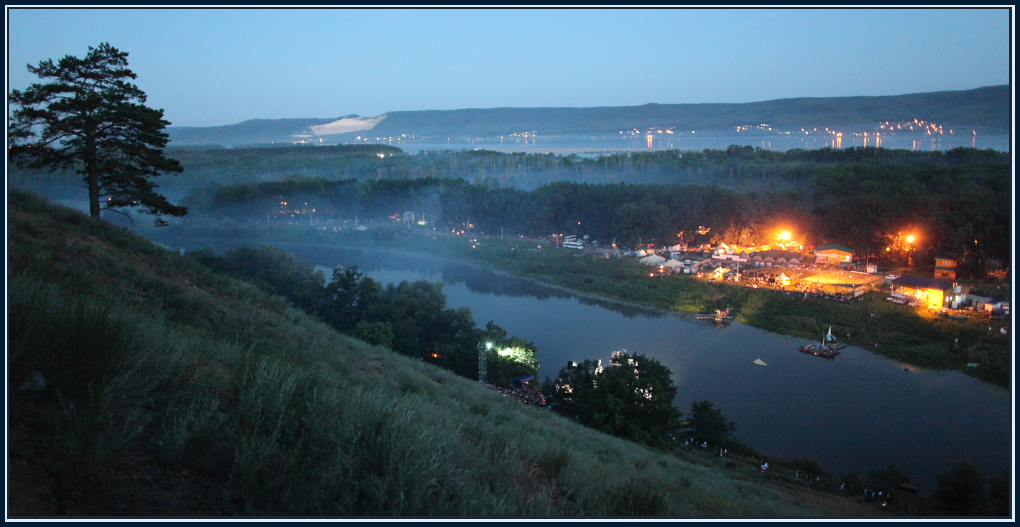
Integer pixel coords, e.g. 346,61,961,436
167,85,1009,146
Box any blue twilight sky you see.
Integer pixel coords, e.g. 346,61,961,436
6,8,1012,127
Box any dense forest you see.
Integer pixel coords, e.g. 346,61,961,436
166,143,1009,193
9,144,1009,278
174,147,1009,279
11,142,1008,198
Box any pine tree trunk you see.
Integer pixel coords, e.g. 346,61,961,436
87,137,100,218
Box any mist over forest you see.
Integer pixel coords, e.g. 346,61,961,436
12,143,1005,280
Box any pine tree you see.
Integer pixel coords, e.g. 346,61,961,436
9,43,186,223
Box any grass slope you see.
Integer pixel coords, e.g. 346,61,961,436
8,191,894,517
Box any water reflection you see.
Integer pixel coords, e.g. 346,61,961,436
395,132,1009,154
294,245,1009,496
291,244,665,320
167,239,1009,496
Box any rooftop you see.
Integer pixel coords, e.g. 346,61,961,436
892,275,955,291
815,243,854,253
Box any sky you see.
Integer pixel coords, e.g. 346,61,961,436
6,8,1012,128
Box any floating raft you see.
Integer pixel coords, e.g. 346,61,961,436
695,308,733,323
799,343,846,358
695,314,732,321
753,359,767,366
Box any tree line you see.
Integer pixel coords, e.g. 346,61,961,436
185,244,538,386
157,143,1011,192
186,157,1009,278
11,141,1008,200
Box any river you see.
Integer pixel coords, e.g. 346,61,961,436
173,240,1011,496
352,131,1011,155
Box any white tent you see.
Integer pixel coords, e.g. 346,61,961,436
662,259,683,269
640,255,666,266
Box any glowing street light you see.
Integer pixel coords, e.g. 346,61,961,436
906,235,915,243
478,341,493,383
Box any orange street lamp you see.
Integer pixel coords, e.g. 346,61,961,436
906,235,915,243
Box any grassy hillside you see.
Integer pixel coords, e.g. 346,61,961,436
9,190,895,517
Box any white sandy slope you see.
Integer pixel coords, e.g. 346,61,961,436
308,115,386,136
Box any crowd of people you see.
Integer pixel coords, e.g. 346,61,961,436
486,384,547,407
684,437,732,459
681,435,928,515
795,289,867,303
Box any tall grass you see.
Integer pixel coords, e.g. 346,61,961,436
8,190,861,516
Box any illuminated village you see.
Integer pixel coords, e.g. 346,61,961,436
439,223,1008,322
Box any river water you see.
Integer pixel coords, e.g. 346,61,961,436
359,131,1011,155
174,240,1011,496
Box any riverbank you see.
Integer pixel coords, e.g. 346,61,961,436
148,221,1011,389
141,219,1012,499
12,190,923,517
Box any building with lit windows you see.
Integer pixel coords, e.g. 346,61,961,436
814,244,853,265
933,257,957,281
891,275,968,309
